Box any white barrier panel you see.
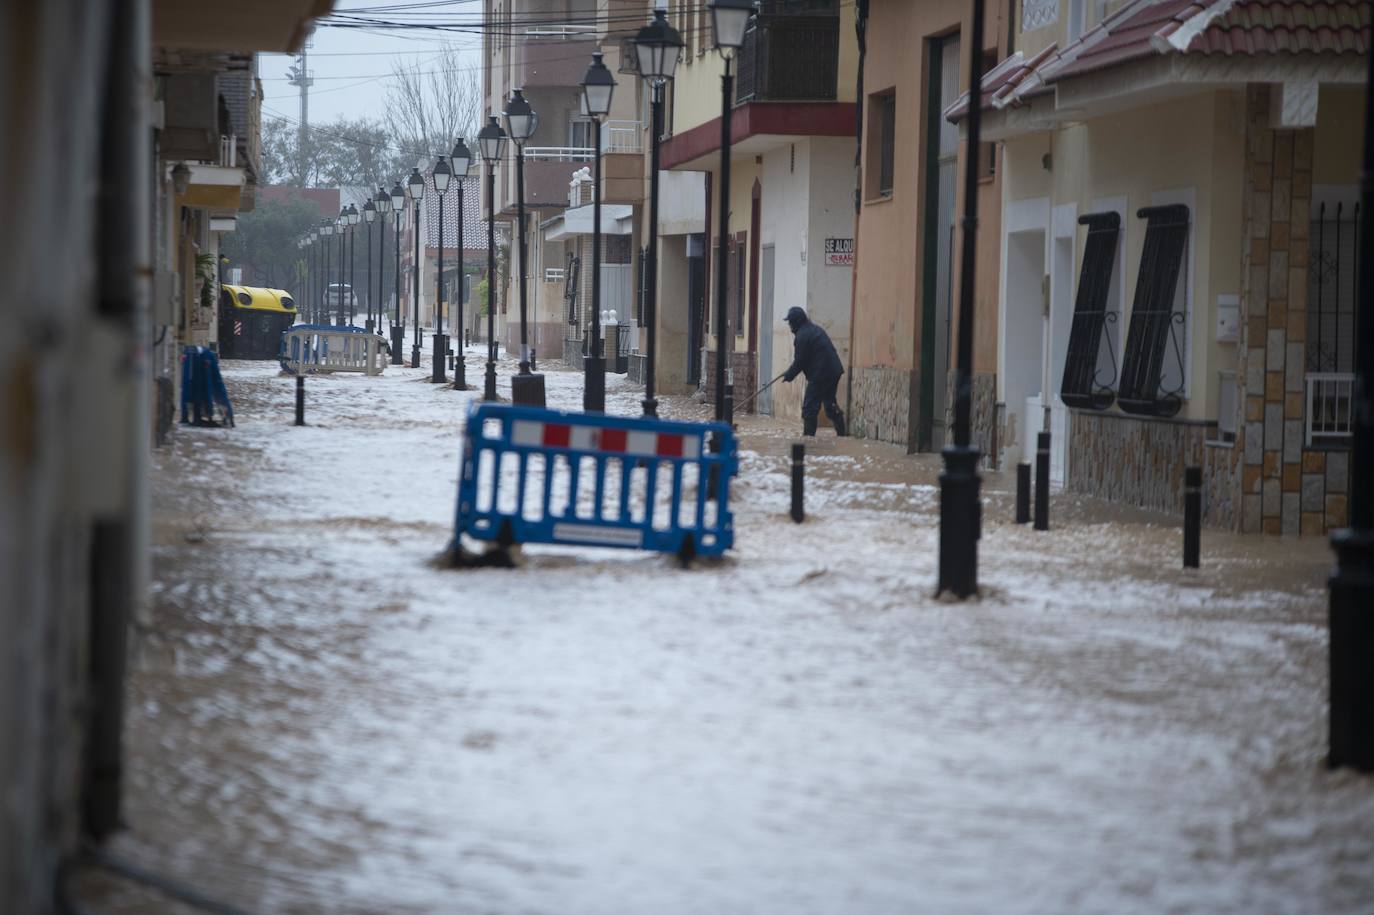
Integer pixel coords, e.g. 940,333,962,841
281,326,389,376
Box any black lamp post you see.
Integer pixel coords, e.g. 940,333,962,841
310,228,320,323
375,186,390,337
505,88,546,407
320,219,332,325
936,0,987,599
451,137,473,391
1329,41,1374,772
635,9,684,417
363,197,377,333
581,51,617,413
709,0,755,424
335,210,347,326
479,115,507,401
391,180,406,364
348,203,360,324
407,166,426,368
432,154,452,383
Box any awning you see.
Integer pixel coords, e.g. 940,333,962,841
542,204,635,240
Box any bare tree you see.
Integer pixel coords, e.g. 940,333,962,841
384,43,484,165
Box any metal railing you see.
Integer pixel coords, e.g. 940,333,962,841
601,120,642,154
218,133,237,167
523,146,595,162
1305,372,1355,447
523,24,596,38
736,16,839,104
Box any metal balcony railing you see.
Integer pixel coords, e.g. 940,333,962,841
601,120,642,154
219,133,237,167
523,24,596,38
524,146,595,162
735,14,839,104
1305,372,1355,447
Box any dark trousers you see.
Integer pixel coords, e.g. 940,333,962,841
802,374,844,435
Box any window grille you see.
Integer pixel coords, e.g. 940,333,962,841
1117,204,1190,417
564,251,581,326
1307,200,1359,373
1059,211,1120,410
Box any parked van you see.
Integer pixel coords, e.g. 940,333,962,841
323,283,358,321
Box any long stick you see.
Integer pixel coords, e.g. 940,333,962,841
736,372,786,411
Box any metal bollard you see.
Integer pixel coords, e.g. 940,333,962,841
1034,431,1050,531
1183,465,1201,568
294,376,305,426
1016,461,1031,524
791,443,805,523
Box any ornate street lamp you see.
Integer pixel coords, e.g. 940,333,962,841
375,186,391,339
335,210,347,326
363,197,377,333
390,179,406,365
708,0,755,425
634,8,684,417
407,166,426,367
580,51,617,413
451,137,474,390
432,154,452,383
504,88,546,407
937,0,987,599
478,115,507,402
309,228,319,323
347,204,360,325
320,219,333,326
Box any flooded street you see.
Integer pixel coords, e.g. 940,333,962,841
83,353,1373,914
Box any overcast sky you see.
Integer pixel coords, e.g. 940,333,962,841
257,0,484,129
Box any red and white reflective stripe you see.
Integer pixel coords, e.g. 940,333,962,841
510,420,699,459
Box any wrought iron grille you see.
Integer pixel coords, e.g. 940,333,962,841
564,251,581,328
1059,211,1121,410
1117,204,1190,418
1307,200,1360,373
735,11,839,104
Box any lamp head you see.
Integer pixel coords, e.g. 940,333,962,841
634,9,684,83
580,51,616,119
450,137,473,179
709,0,755,52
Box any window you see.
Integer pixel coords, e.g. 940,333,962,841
1307,196,1359,373
569,118,594,150
1059,210,1121,410
1117,204,1190,417
866,91,896,199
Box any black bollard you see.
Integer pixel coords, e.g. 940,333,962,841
1183,465,1201,568
791,443,805,523
294,376,305,426
1016,461,1031,524
1034,431,1050,531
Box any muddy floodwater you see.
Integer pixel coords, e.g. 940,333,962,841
78,352,1374,914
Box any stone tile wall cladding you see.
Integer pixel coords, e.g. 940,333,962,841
1235,85,1351,535
1067,411,1238,528
700,349,759,415
848,365,913,447
945,372,998,467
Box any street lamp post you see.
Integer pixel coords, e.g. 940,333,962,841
708,0,754,425
580,51,617,413
634,9,684,417
479,116,507,402
321,219,332,325
335,211,346,326
452,138,473,391
432,154,452,384
936,0,987,599
407,167,426,368
363,197,377,333
348,204,360,324
391,180,406,365
504,89,546,407
375,187,390,338
310,229,319,323
1329,41,1374,772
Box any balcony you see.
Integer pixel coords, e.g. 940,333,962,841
516,27,597,88
735,9,839,105
515,147,593,211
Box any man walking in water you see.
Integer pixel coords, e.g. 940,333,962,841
782,306,847,437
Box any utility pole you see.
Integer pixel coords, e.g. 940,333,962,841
286,40,314,184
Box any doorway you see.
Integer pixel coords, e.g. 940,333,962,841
758,244,776,414
686,233,705,386
1004,229,1046,468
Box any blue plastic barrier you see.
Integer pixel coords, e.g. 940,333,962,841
452,403,738,559
179,346,234,427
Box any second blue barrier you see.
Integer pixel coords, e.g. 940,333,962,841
452,402,739,559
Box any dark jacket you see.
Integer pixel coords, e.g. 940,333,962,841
784,315,844,384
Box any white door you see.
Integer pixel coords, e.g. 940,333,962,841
1047,232,1075,486
1004,229,1046,467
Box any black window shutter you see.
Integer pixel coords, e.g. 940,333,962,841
1118,204,1190,417
1060,211,1121,410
